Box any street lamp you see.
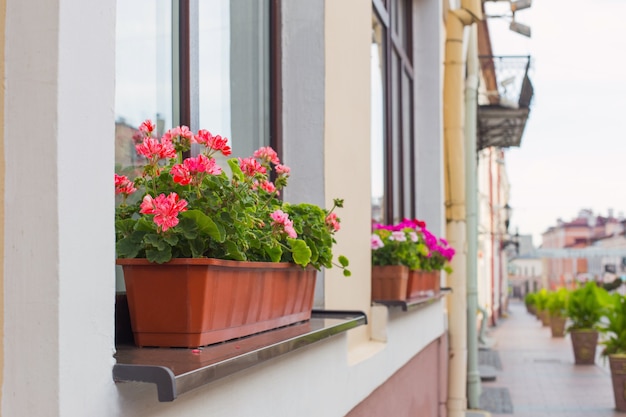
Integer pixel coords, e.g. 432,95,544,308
501,203,519,254
503,203,512,233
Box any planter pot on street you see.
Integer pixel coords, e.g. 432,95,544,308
570,329,598,365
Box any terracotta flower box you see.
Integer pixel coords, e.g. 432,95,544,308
118,258,316,348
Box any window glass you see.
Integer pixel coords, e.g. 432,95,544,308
198,0,271,159
371,13,386,223
115,0,172,179
371,0,414,224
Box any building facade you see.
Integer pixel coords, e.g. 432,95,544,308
1,1,461,416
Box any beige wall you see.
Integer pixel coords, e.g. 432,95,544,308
0,0,5,403
324,0,372,345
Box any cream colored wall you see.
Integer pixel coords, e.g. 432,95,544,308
0,0,5,404
323,0,373,347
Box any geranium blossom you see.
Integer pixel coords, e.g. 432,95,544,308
139,120,155,134
185,154,222,175
371,234,384,249
239,157,267,177
326,212,341,232
170,164,192,185
255,180,277,194
254,146,280,165
136,137,176,161
275,164,290,175
140,193,188,232
389,231,407,242
195,130,232,156
270,209,297,238
114,174,137,196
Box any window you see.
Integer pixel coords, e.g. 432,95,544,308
113,0,278,322
115,0,172,178
371,0,415,224
115,0,276,174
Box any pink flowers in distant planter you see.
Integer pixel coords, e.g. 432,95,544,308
371,218,455,273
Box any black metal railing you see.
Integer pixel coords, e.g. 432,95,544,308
479,55,533,109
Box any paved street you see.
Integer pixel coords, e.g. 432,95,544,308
477,299,623,417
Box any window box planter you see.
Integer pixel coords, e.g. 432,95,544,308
371,265,409,301
118,258,316,348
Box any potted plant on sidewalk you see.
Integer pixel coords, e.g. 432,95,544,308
524,292,537,315
546,288,569,337
535,289,551,327
599,291,626,412
566,281,610,365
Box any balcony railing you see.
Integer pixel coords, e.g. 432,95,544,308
477,55,534,150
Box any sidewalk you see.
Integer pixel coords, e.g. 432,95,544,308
477,299,622,417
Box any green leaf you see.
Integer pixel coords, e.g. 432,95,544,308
144,234,168,250
115,218,137,235
227,158,245,182
181,210,224,242
189,238,206,258
163,234,179,246
343,269,352,277
265,244,283,263
135,217,155,232
288,238,312,267
179,217,199,240
225,240,247,261
146,246,172,264
116,235,141,258
338,255,349,267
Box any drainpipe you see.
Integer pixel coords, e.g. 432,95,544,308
443,1,481,416
464,23,481,410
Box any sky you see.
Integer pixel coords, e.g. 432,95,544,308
485,0,626,246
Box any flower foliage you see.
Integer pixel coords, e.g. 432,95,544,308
371,219,455,273
115,120,350,276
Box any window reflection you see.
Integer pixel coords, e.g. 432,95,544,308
371,14,386,223
198,0,270,159
115,0,172,184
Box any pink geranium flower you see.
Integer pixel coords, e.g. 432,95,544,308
275,164,290,175
140,193,188,232
326,212,341,232
371,234,384,249
136,137,176,161
139,120,155,134
239,157,267,177
254,146,280,165
270,209,297,238
170,164,192,186
195,129,232,156
114,174,137,196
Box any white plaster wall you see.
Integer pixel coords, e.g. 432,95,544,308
3,0,118,416
113,302,445,417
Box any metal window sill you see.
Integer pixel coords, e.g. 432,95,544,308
113,310,367,402
373,287,452,312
